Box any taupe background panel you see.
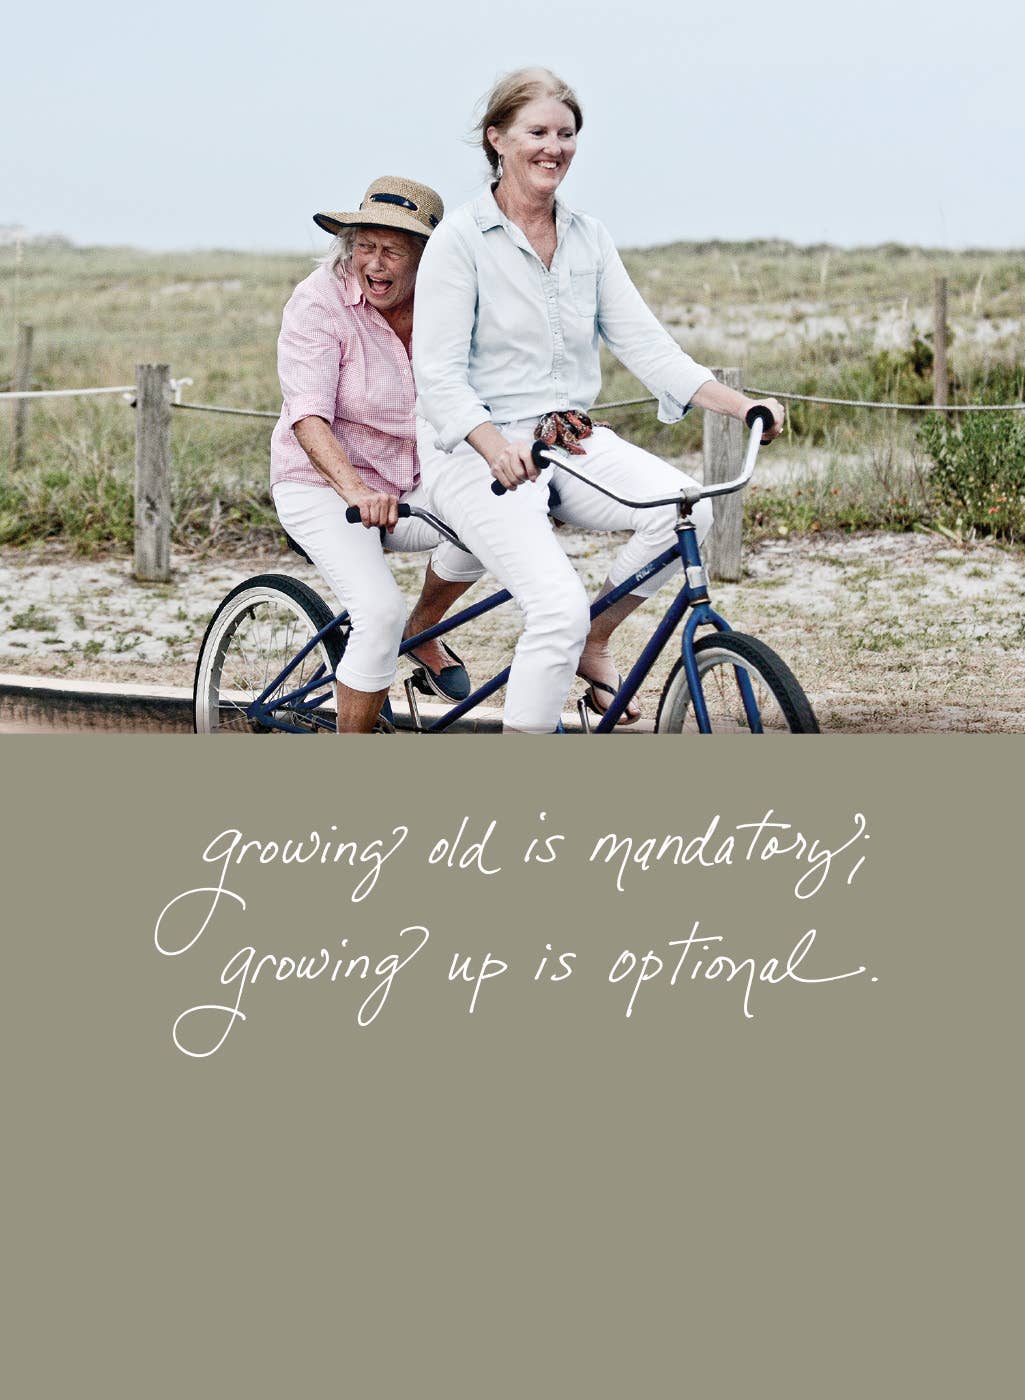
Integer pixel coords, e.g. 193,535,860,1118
3,737,1017,1397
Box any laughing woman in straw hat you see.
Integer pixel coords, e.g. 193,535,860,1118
271,176,485,732
413,69,784,733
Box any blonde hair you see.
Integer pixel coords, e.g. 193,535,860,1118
318,228,358,274
475,66,583,178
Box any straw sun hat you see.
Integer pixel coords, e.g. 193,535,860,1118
313,176,443,240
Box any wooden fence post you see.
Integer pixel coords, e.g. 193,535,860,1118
11,324,33,471
702,366,744,582
134,363,172,582
933,276,948,408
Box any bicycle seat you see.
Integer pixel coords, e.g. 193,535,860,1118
284,532,311,562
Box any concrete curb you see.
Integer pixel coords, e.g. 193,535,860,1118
0,674,195,732
0,672,514,734
0,674,660,734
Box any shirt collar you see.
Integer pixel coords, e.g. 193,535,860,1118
477,184,575,235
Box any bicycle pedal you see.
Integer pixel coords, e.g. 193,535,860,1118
409,666,434,697
403,676,425,732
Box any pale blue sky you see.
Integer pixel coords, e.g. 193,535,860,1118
3,0,1022,251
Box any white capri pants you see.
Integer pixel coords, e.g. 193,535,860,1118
417,418,713,733
273,480,485,693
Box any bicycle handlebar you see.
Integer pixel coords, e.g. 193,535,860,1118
531,438,554,474
344,503,413,524
745,404,776,432
489,442,548,496
340,411,777,534
489,414,773,510
343,501,471,553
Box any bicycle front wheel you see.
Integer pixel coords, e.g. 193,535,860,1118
194,574,347,734
655,632,819,734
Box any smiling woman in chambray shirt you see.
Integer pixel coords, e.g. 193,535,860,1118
414,187,714,450
412,66,784,735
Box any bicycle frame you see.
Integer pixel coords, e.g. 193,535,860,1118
243,514,738,735
242,413,775,734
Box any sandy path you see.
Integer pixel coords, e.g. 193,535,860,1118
2,530,1023,732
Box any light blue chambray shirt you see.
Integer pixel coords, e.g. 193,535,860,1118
412,187,715,453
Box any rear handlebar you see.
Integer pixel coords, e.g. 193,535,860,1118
343,501,470,553
344,503,413,524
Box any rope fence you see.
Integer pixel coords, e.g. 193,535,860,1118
4,352,1024,584
0,384,137,400
743,390,1025,412
2,387,1021,414
170,400,279,420
0,378,191,402
7,387,1021,414
592,392,1025,413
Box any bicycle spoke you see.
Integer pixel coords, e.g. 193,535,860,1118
194,578,344,734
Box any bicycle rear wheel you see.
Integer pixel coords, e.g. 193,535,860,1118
194,574,347,733
655,632,819,734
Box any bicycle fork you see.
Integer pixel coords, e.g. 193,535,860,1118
586,511,730,734
674,518,765,734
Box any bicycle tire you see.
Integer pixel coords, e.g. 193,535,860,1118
193,574,347,734
655,632,819,734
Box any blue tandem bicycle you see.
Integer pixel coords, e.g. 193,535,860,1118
193,408,819,735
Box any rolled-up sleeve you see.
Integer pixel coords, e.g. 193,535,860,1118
595,225,714,424
277,285,342,429
412,223,492,452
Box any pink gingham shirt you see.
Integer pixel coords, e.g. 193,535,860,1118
270,263,418,495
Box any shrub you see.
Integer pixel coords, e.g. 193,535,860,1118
954,362,1025,408
918,411,1025,541
744,454,933,541
867,333,936,405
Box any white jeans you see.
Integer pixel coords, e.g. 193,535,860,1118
273,481,484,692
417,419,713,732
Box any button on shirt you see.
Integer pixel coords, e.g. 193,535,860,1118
412,188,715,453
270,263,418,495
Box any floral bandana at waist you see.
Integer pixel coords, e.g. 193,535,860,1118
533,410,611,456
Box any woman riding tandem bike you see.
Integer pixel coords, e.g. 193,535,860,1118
413,67,785,733
270,176,484,732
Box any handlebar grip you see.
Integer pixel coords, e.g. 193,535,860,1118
745,405,776,432
531,441,551,470
491,439,554,495
344,502,412,524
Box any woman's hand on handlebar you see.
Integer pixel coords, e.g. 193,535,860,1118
344,487,401,530
467,422,539,492
487,439,541,492
691,381,786,445
747,398,786,444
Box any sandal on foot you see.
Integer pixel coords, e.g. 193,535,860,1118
408,642,471,703
580,674,641,726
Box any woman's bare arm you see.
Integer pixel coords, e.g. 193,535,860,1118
690,382,785,441
293,416,399,529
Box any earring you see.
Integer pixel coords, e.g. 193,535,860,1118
496,155,504,180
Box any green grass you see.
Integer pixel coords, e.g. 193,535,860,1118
1,238,1023,552
1,243,299,551
743,447,936,541
10,604,59,631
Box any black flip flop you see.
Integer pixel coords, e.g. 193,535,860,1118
580,674,641,726
409,643,471,703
